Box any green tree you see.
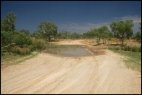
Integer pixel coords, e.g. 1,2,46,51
89,26,111,45
1,12,16,47
71,32,81,39
13,32,32,47
106,31,113,45
134,32,141,42
110,20,133,46
1,31,13,46
99,26,110,44
38,22,58,41
90,28,101,44
82,30,95,38
134,22,141,42
1,12,16,32
19,29,30,36
57,31,68,39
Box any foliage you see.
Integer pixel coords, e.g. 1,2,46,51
57,31,71,39
57,31,82,39
11,46,31,55
82,31,95,38
1,12,16,32
19,29,31,36
109,45,141,52
110,20,133,45
38,22,58,41
13,32,32,47
134,23,141,42
88,26,112,44
109,47,141,71
134,31,141,42
31,31,44,39
31,38,46,51
1,31,13,46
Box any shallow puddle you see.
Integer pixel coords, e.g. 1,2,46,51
44,45,92,57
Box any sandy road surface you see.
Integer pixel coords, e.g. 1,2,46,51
1,40,141,94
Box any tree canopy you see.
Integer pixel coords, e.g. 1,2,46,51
1,12,16,32
38,22,58,41
110,20,133,45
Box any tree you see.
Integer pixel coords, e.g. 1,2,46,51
71,32,81,39
20,29,30,36
1,12,16,47
106,31,113,45
134,23,141,42
31,31,43,39
89,26,112,45
13,32,32,47
110,20,133,46
82,30,95,38
57,31,68,39
134,32,141,42
1,12,16,32
125,20,133,39
1,31,13,46
90,28,102,44
98,26,110,44
38,22,57,41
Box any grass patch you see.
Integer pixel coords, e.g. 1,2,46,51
109,48,141,72
1,52,38,65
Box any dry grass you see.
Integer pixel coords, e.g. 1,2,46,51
11,46,31,55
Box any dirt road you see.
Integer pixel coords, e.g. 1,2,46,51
1,40,141,94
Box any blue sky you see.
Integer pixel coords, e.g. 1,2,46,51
1,1,141,33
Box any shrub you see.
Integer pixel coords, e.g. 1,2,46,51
114,46,121,50
122,46,130,51
109,45,141,52
121,45,140,52
11,46,31,55
1,31,13,46
131,46,140,52
13,32,32,47
31,38,46,51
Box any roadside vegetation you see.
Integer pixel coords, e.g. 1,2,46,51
1,12,141,69
109,48,141,72
1,12,57,64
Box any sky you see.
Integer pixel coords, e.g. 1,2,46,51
1,1,141,33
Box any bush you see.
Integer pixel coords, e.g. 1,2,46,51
1,31,13,46
122,46,130,51
131,46,140,52
109,45,141,52
112,46,121,50
120,45,140,52
13,32,32,47
31,38,46,51
11,46,31,55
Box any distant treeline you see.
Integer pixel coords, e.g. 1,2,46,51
1,12,141,55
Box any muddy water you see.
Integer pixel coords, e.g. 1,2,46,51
58,46,91,57
45,45,92,57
